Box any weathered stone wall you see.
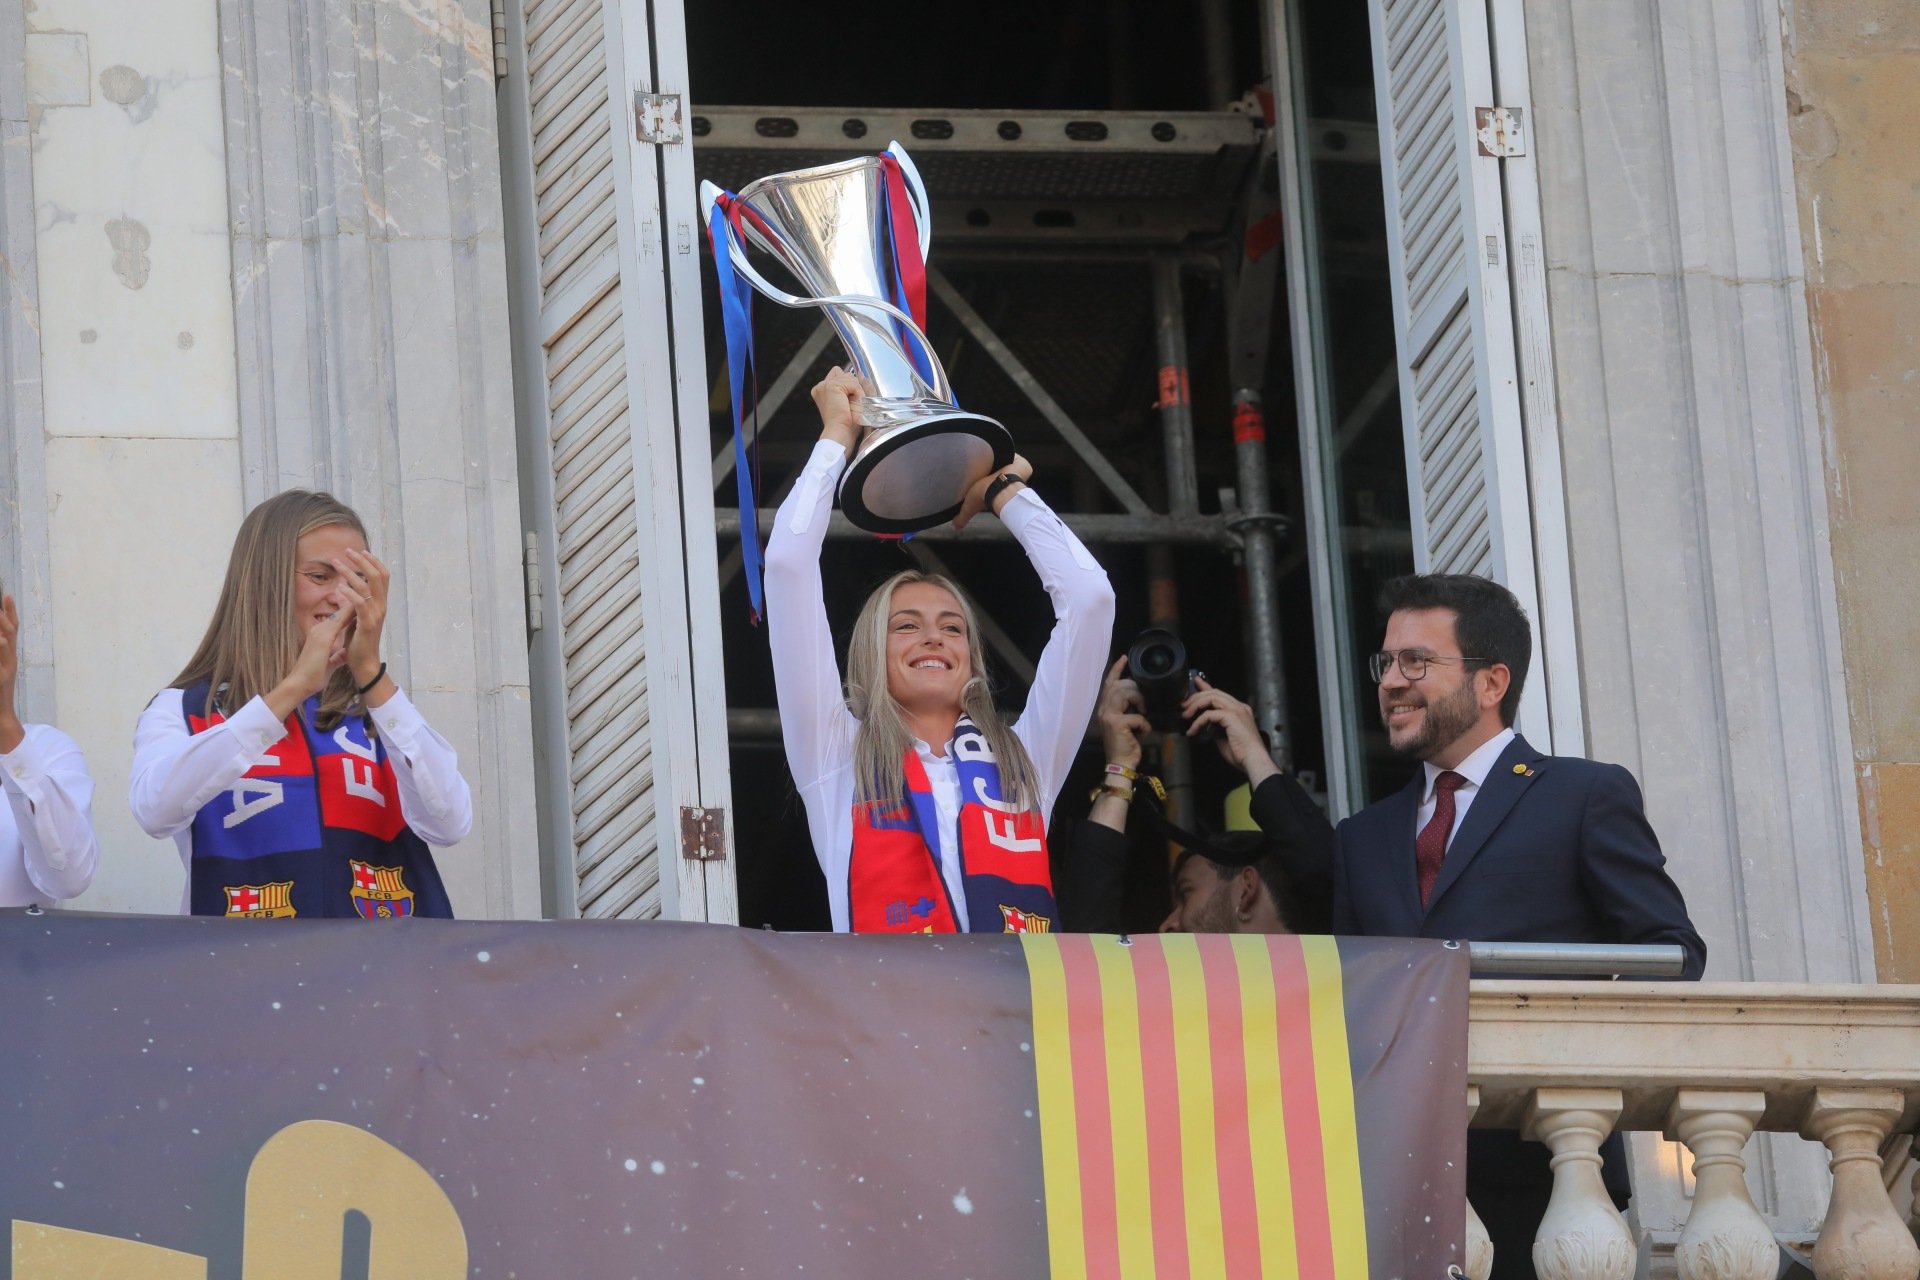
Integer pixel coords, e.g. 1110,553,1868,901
1522,0,1868,1232
7,0,538,918
1782,0,1920,981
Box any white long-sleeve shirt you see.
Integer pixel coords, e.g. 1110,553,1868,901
129,685,473,913
764,441,1115,932
0,724,100,906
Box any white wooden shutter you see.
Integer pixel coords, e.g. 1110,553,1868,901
509,0,736,920
1367,0,1558,747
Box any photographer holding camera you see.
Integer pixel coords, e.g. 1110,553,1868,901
1070,639,1334,934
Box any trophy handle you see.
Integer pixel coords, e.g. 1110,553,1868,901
700,180,948,400
883,141,933,262
701,179,819,310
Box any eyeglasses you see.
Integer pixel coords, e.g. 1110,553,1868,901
1367,650,1493,683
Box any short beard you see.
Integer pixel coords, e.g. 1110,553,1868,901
1387,676,1482,762
1186,878,1240,934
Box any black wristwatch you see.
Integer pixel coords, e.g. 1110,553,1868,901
983,472,1025,512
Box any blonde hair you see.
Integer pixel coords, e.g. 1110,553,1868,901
846,569,1041,811
172,490,368,729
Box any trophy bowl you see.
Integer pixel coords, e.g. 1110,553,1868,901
702,145,1012,535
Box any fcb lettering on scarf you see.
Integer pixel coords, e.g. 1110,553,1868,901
848,714,1056,934
179,682,453,920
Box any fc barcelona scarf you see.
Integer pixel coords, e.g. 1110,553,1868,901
848,715,1057,934
179,682,453,920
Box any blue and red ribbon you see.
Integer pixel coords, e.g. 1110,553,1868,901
877,154,934,386
706,154,935,595
705,191,769,620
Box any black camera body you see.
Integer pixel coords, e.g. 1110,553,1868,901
1124,628,1217,740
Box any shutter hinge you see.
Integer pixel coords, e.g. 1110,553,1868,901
680,806,727,862
635,92,685,145
490,0,508,79
1474,106,1526,157
522,531,543,633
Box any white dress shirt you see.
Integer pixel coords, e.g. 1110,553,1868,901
130,685,473,913
1416,726,1517,847
765,440,1116,932
0,723,100,906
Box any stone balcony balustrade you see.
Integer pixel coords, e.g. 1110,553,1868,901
1463,981,1920,1280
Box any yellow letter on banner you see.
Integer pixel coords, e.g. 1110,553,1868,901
241,1119,468,1280
13,1221,207,1279
14,1122,465,1279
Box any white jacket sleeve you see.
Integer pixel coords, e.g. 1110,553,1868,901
763,440,859,792
128,689,289,840
365,686,473,847
0,724,100,902
1002,488,1116,810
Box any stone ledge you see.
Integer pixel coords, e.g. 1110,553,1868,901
1468,980,1920,1130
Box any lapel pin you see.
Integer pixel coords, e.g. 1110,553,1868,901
1513,763,1536,777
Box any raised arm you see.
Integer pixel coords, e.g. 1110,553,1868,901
0,593,98,900
368,687,473,847
990,468,1116,809
763,370,862,790
130,605,359,839
128,690,289,839
1,726,99,902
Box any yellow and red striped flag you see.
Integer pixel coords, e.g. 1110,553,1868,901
1025,933,1462,1278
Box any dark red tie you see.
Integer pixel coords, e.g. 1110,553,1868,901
1416,770,1467,909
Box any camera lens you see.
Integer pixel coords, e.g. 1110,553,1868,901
1136,643,1177,677
1125,629,1192,732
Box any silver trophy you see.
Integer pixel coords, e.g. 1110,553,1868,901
701,143,1012,534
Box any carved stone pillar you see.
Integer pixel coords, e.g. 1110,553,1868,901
1800,1089,1920,1280
1523,1088,1636,1280
1667,1090,1776,1280
1465,1085,1494,1280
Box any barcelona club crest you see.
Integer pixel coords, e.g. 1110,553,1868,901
349,861,416,919
223,881,297,918
998,903,1052,934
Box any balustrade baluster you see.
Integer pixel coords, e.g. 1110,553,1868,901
1523,1088,1636,1280
1465,1085,1494,1280
1667,1090,1776,1280
1801,1088,1920,1280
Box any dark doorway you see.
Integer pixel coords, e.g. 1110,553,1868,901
686,0,1410,932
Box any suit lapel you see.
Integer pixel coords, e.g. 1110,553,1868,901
1380,774,1424,928
1424,734,1544,916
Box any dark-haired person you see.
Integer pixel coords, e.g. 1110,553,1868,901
1159,833,1299,934
0,587,99,907
1064,656,1333,933
128,490,472,918
1333,572,1703,1280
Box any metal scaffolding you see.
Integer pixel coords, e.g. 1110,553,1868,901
694,104,1304,785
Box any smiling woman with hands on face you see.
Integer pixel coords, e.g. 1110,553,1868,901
763,367,1115,934
128,490,471,919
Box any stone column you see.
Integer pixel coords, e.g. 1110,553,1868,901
0,0,53,718
218,0,539,917
1520,0,1875,1235
19,0,249,913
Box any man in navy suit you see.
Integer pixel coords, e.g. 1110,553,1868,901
1333,573,1704,1279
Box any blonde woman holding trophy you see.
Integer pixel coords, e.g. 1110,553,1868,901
764,368,1114,935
